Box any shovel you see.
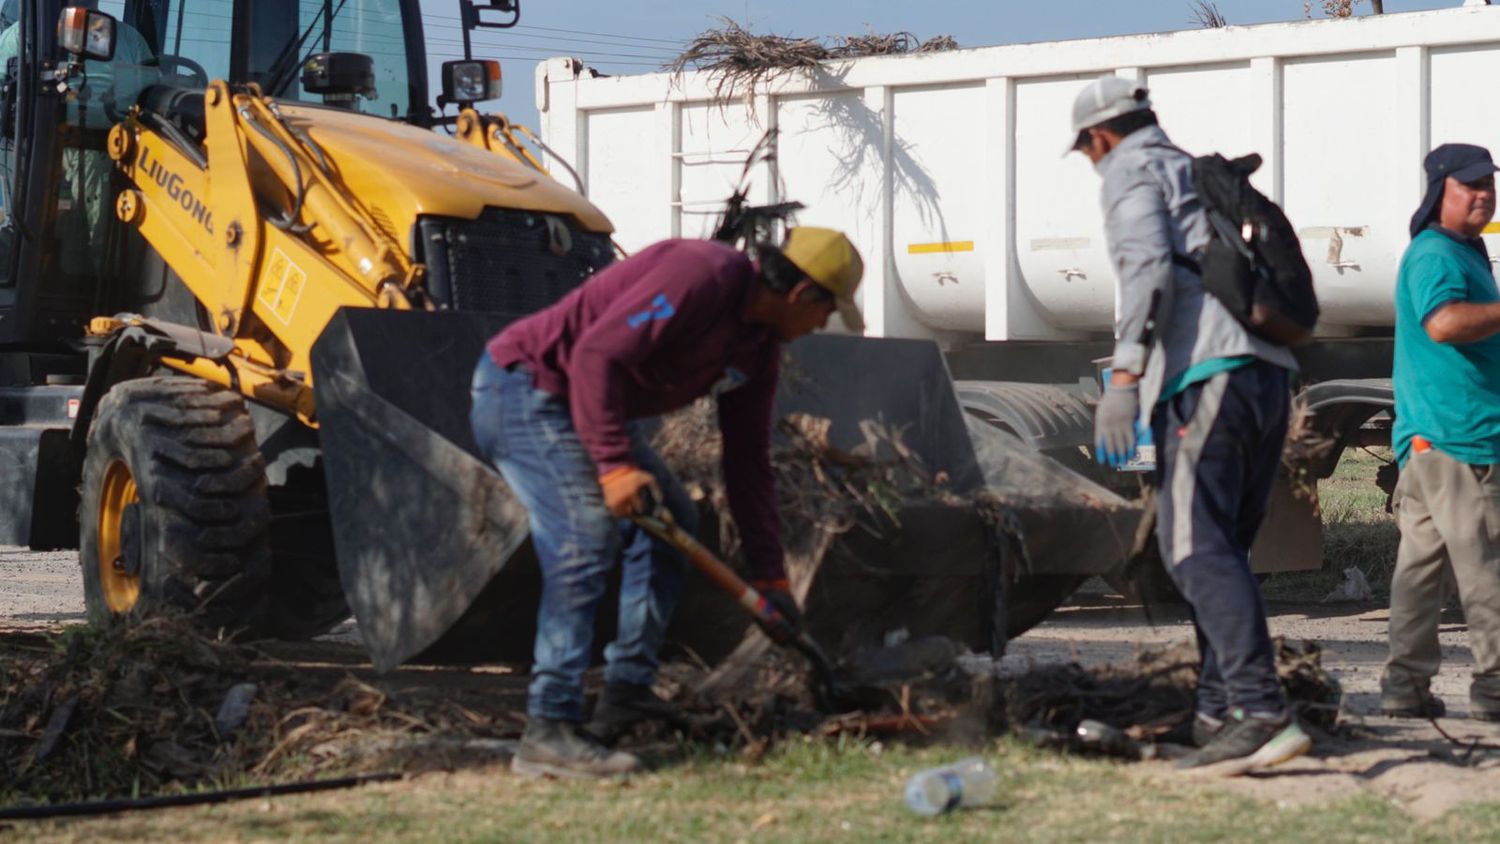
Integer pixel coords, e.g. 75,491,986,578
629,501,851,711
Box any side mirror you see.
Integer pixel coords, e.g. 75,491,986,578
440,60,502,107
457,0,520,43
58,7,116,62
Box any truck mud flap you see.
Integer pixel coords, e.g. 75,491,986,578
311,308,536,673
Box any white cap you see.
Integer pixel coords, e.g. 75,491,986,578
1067,76,1151,152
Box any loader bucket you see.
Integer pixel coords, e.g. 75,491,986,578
665,335,1145,667
310,308,534,673
311,314,1142,674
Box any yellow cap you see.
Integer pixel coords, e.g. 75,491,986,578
782,227,865,332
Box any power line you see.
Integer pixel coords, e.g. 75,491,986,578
421,23,681,55
418,14,686,48
448,45,669,61
481,56,664,68
421,30,678,58
513,23,684,45
420,37,673,62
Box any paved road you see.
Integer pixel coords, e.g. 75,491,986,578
0,546,85,627
3,545,1485,714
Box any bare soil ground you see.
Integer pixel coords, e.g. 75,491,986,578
7,544,1499,826
1007,583,1500,821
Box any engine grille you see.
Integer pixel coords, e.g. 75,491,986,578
420,209,615,315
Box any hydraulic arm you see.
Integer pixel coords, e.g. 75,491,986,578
103,82,430,421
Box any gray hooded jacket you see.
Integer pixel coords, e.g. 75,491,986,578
1098,125,1297,416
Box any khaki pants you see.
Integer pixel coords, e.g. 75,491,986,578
1384,447,1500,712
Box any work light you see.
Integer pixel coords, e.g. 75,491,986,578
57,6,115,62
441,60,503,106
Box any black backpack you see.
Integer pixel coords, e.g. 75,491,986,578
1177,152,1319,348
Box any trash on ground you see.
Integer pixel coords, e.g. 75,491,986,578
903,756,998,816
1323,566,1375,603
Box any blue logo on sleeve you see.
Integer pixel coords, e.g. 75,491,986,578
626,294,676,329
709,367,748,397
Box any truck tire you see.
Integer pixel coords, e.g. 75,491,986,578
79,377,271,632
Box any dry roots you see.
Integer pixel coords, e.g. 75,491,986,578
654,398,974,567
0,616,511,804
668,19,959,103
1006,637,1343,739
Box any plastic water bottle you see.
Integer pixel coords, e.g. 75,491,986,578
902,757,998,816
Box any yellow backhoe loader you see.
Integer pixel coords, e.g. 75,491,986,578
0,0,620,662
0,0,1144,674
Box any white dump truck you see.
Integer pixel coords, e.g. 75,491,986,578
532,3,1500,582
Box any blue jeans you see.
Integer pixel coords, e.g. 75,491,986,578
1152,360,1290,718
469,354,697,722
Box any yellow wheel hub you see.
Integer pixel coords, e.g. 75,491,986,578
97,459,141,613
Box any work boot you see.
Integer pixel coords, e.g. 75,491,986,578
511,718,643,780
1381,675,1446,719
1175,708,1311,777
586,683,688,745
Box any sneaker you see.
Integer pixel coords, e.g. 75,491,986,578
1472,708,1500,723
585,683,688,745
1192,712,1225,748
1157,712,1224,748
511,718,643,780
1175,708,1311,777
1470,683,1500,722
1381,694,1446,719
1380,673,1443,719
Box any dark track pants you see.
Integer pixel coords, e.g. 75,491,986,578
1152,360,1291,718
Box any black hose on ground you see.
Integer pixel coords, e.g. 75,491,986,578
0,772,402,822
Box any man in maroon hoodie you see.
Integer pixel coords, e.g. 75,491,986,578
470,228,864,779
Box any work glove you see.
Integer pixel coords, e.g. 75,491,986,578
1093,383,1141,469
751,578,802,642
599,465,662,518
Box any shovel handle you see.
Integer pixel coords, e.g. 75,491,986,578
632,508,797,644
632,505,847,711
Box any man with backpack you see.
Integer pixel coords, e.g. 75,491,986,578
1382,144,1500,722
1071,76,1311,775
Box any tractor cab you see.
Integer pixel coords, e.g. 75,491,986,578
0,0,440,352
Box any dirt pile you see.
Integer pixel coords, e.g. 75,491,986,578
0,617,510,804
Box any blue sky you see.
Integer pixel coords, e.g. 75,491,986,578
416,0,1459,129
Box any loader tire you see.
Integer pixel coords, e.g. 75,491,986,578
261,465,351,639
79,377,271,633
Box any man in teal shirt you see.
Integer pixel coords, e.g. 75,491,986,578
1385,143,1500,721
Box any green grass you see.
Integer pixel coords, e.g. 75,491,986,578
17,739,1500,843
1263,447,1399,602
